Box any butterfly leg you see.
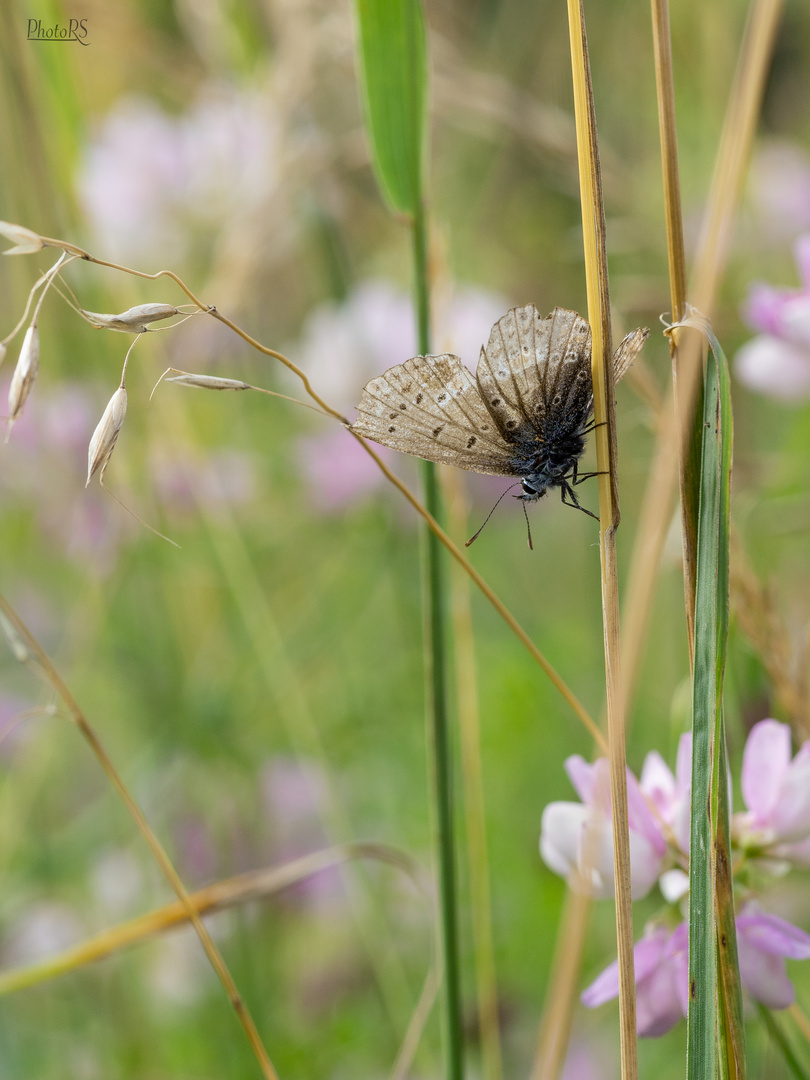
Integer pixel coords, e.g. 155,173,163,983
560,481,599,521
570,460,607,486
579,419,607,437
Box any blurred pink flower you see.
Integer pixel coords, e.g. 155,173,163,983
77,87,279,264
639,731,692,855
261,757,343,909
540,754,667,900
749,142,810,239
293,281,510,413
1,901,84,966
736,235,810,398
582,908,810,1034
293,281,510,507
151,447,257,515
582,922,688,1037
734,719,810,864
297,426,394,512
737,905,810,1008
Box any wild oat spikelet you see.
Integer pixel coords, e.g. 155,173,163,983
165,371,252,390
0,222,44,256
84,304,179,334
86,385,127,486
8,325,39,423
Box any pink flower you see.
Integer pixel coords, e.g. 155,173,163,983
639,731,692,855
540,755,667,900
748,142,810,239
582,922,688,1037
734,719,810,864
736,235,810,399
77,87,280,265
737,906,810,1008
582,907,810,1034
297,426,394,512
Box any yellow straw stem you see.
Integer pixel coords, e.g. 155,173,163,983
0,842,425,996
0,596,281,1080
566,5,637,1080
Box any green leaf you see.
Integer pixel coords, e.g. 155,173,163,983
686,322,743,1080
354,0,427,217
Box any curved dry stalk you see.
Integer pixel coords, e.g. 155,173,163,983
0,595,280,1080
17,233,603,748
0,841,427,995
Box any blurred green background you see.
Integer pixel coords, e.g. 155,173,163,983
1,0,810,1076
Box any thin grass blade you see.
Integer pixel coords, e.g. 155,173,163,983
683,319,740,1080
353,0,427,217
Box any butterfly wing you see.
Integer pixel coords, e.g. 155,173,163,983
612,326,649,383
475,305,592,442
351,353,520,476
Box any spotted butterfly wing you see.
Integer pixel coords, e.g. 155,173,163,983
475,306,592,447
350,352,518,475
350,304,647,476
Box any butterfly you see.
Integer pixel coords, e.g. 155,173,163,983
350,305,648,541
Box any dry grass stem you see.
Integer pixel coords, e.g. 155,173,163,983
389,964,442,1080
620,393,681,715
0,595,281,1080
691,0,785,311
567,4,637,1080
443,468,504,1080
0,841,427,996
531,887,592,1080
11,229,603,744
634,0,785,675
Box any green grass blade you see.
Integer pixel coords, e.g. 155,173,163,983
353,7,463,1076
354,0,427,217
686,320,741,1080
758,1006,810,1080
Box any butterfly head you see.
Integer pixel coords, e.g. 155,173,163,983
518,478,546,502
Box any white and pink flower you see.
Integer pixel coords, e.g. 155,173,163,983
542,719,810,1035
539,755,667,900
736,234,810,399
581,907,810,1035
735,718,810,865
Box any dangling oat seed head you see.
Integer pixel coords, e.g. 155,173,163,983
86,385,128,486
7,325,40,425
84,303,179,334
0,222,44,256
166,371,252,391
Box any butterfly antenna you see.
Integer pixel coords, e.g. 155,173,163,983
521,499,534,550
465,482,522,547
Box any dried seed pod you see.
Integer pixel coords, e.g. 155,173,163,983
166,371,252,391
86,385,128,486
8,325,40,422
84,303,179,334
0,221,44,256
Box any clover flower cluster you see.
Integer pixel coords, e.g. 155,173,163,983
540,719,810,1036
736,234,810,399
